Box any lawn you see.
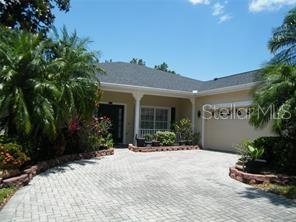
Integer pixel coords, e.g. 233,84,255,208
256,183,296,199
0,186,16,208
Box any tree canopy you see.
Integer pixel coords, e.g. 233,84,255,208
250,7,296,140
130,58,146,66
154,62,176,74
0,27,102,143
0,0,70,33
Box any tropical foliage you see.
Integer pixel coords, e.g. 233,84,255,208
0,27,103,159
0,29,57,140
250,7,296,140
247,7,296,176
269,7,296,65
249,65,296,139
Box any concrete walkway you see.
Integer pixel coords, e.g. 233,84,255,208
1,149,295,222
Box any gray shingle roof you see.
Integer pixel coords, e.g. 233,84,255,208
98,62,261,92
199,70,261,91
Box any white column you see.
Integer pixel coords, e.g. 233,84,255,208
132,92,143,142
201,106,205,148
190,97,196,132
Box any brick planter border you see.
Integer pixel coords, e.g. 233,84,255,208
229,166,294,185
128,144,199,152
0,148,114,188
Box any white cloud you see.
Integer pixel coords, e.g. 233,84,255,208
188,0,210,5
212,3,224,16
188,0,232,24
218,14,232,23
249,0,296,12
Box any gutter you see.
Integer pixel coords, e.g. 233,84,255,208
101,82,194,98
101,81,259,98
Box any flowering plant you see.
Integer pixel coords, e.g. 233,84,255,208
0,143,29,169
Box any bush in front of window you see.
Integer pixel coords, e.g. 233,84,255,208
173,118,192,141
155,131,176,146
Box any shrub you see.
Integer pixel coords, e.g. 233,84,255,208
192,132,200,145
65,116,114,154
253,136,296,174
144,134,154,141
235,139,252,163
155,131,176,146
0,143,29,169
174,118,192,140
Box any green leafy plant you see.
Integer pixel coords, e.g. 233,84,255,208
104,134,114,149
235,140,253,163
192,132,200,145
144,134,154,142
253,136,296,174
247,145,264,161
66,116,114,152
174,118,192,141
235,140,264,162
155,131,176,146
0,27,103,158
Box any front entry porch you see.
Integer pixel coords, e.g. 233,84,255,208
100,90,197,144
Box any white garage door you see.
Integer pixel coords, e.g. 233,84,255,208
204,116,273,153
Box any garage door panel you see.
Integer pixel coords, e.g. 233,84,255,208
205,118,273,152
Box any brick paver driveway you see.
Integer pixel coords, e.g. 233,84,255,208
1,149,295,222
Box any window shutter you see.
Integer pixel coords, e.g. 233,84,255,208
171,107,176,128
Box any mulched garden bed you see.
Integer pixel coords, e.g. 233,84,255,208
0,148,114,188
128,144,199,152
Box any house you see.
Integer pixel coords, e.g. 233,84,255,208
98,62,273,152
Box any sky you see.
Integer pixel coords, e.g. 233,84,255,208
54,0,296,81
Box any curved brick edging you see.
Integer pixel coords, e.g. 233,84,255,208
128,144,199,152
229,166,294,185
0,148,114,188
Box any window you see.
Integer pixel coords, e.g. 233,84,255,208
140,107,170,130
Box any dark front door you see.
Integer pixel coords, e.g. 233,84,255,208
98,104,124,144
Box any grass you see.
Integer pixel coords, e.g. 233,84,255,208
0,186,17,208
256,183,296,199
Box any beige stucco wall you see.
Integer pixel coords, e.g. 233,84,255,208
141,95,192,121
101,91,193,144
195,89,274,152
101,88,274,150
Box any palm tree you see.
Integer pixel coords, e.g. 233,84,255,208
0,28,59,140
0,27,104,156
269,7,296,64
49,27,103,128
250,64,296,139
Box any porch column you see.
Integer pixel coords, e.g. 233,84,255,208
201,106,205,148
190,98,196,132
132,92,144,142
